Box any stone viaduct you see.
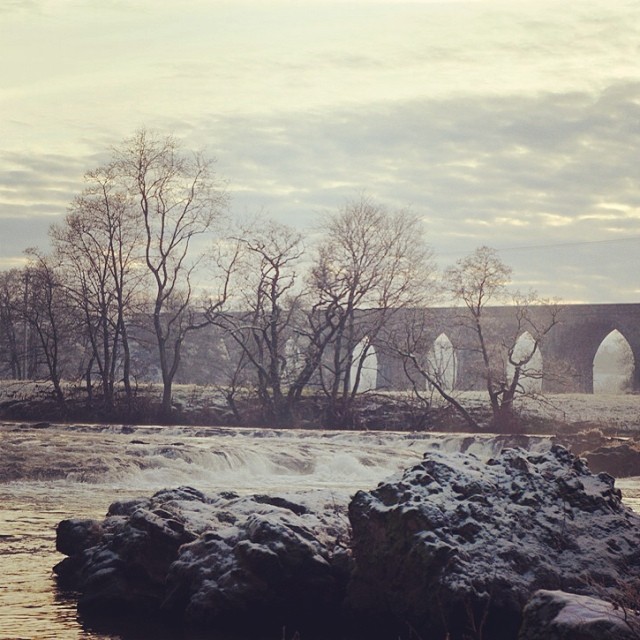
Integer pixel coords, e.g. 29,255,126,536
175,303,640,394
372,303,640,394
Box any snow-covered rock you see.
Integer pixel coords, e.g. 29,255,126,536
163,492,351,628
519,590,640,640
347,445,640,640
54,445,640,639
54,486,351,631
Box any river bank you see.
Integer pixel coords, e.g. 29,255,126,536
1,379,640,434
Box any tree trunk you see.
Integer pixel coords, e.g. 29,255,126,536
160,381,173,423
490,403,521,434
121,322,132,407
85,358,94,406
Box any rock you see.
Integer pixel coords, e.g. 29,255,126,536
54,485,351,632
55,447,640,639
56,518,103,556
54,489,203,616
347,445,640,640
166,499,350,629
585,442,640,477
519,590,640,640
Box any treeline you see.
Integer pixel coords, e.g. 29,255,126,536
0,130,561,430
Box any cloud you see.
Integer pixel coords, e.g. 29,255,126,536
0,216,53,261
2,78,638,302
199,80,640,223
0,151,88,220
0,0,40,14
1,0,639,304
181,80,640,302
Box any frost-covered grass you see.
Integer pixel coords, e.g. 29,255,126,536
513,392,640,433
0,379,639,433
418,389,640,433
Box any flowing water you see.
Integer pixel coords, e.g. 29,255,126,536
0,422,638,640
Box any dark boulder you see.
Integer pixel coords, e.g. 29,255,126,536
165,499,351,629
347,445,640,640
585,442,640,477
54,489,201,616
56,518,104,556
54,447,640,639
54,486,351,632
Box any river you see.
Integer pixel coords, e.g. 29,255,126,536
1,422,638,640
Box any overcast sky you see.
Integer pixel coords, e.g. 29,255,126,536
2,0,639,303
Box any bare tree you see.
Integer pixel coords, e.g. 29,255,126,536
21,250,78,406
0,269,30,379
389,308,479,430
445,246,562,432
207,220,315,426
51,164,143,411
114,129,227,421
309,196,435,427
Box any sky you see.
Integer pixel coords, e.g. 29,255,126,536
1,0,640,303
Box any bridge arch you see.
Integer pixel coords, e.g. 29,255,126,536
283,337,304,383
539,307,640,393
172,303,640,394
593,329,634,394
350,337,378,392
426,332,457,391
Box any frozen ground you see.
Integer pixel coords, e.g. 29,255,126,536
510,392,640,432
0,380,639,432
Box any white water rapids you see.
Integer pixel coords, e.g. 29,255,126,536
1,422,638,640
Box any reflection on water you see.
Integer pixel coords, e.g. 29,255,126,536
1,484,243,640
1,488,94,639
0,423,637,640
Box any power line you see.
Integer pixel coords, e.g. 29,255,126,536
496,235,640,253
439,235,640,257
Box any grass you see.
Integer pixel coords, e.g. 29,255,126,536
0,378,639,435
